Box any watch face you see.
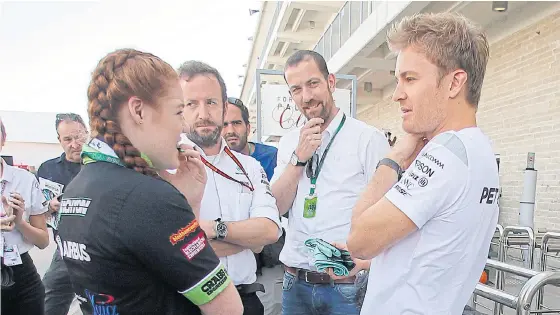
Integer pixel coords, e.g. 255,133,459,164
290,153,297,166
217,222,227,237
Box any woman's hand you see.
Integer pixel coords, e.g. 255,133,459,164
161,144,207,217
2,192,25,230
0,214,16,232
6,193,25,225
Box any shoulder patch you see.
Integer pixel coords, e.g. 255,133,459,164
432,133,468,166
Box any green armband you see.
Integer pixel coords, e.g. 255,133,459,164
180,264,231,305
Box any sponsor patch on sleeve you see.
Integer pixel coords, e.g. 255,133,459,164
169,220,200,245
180,264,231,305
180,232,207,260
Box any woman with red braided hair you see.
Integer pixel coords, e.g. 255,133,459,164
57,48,243,315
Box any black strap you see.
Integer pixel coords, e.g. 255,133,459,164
236,283,265,295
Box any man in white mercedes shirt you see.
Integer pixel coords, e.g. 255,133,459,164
347,12,499,315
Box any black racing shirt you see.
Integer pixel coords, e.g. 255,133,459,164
57,161,231,315
37,153,82,191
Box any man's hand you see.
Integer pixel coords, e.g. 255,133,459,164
199,219,216,240
387,134,428,170
48,198,61,215
326,242,370,281
294,118,324,162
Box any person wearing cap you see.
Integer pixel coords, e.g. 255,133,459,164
179,60,283,315
223,97,283,315
38,112,88,315
0,117,49,315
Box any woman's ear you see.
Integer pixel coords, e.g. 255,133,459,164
127,96,145,125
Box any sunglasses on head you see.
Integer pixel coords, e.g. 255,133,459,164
56,113,85,129
227,97,244,107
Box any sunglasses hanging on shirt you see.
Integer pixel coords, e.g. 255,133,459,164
306,153,319,179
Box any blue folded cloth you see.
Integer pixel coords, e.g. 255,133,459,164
304,238,356,277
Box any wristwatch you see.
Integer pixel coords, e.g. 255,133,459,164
290,151,307,167
377,158,404,180
213,218,228,240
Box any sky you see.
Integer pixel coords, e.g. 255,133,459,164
0,0,261,123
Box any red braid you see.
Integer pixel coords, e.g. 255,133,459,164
86,49,177,177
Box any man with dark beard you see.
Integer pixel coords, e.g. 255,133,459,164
223,97,277,181
270,50,390,315
178,60,283,315
222,97,283,315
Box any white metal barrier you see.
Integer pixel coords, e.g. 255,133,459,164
472,225,560,314
536,232,560,312
473,259,560,315
472,225,504,314
503,226,536,269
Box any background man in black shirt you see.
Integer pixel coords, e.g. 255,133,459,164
38,113,88,315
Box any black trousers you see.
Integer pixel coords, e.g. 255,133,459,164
241,291,264,315
1,252,45,315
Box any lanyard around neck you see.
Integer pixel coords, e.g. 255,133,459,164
200,146,254,192
82,139,126,167
308,113,346,195
81,138,153,169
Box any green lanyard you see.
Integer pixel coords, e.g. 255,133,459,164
308,113,346,196
81,138,127,167
81,138,154,168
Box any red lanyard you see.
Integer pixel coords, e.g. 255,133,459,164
200,147,254,192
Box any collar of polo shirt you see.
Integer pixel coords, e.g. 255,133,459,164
191,137,230,164
0,158,14,184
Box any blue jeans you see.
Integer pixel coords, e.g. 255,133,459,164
281,271,359,315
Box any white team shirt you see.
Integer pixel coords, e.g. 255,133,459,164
272,109,390,270
195,139,282,285
1,159,47,254
360,128,499,315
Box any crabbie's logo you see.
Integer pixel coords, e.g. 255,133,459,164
169,221,199,245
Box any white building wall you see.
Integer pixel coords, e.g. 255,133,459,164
2,142,62,168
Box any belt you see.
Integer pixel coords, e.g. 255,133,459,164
236,283,265,295
285,266,355,284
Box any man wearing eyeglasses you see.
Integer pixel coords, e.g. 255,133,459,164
38,113,88,315
270,50,390,315
179,60,283,315
223,97,283,315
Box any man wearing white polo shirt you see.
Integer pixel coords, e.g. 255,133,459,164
347,12,499,314
178,60,282,315
271,50,390,315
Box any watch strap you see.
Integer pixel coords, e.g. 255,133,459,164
377,158,403,180
292,151,306,166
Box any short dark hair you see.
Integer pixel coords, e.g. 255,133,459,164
284,50,330,80
177,61,228,107
227,97,250,125
55,113,87,133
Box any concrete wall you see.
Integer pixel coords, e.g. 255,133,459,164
358,12,560,230
2,141,62,168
